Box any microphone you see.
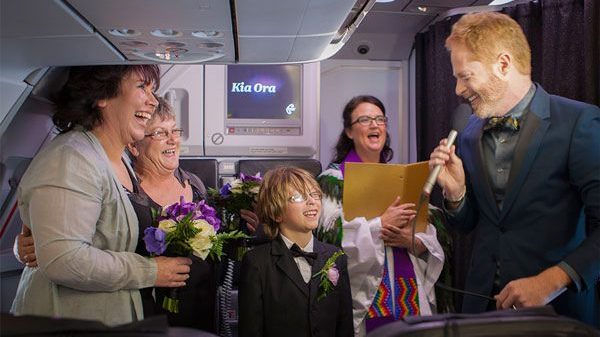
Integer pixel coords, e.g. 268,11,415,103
410,129,458,256
422,129,458,195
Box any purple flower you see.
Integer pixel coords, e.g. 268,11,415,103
161,196,199,221
220,183,231,197
144,227,167,255
240,172,262,183
327,265,339,286
181,199,221,231
204,215,221,231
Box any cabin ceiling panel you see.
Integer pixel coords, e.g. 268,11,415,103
67,0,232,31
333,0,491,61
68,0,233,64
289,35,338,62
1,36,125,68
236,0,308,36
297,0,360,35
0,0,92,38
237,37,295,63
358,11,426,34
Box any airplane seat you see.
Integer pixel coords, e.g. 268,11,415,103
238,158,322,178
0,313,219,337
366,306,598,337
178,158,219,190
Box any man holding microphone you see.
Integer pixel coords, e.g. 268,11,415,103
429,12,599,327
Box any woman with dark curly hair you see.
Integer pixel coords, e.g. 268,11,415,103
316,95,444,336
11,65,191,326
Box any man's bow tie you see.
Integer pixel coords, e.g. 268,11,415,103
483,115,520,131
290,244,317,265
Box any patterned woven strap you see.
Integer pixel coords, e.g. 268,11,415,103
368,254,393,318
368,249,420,319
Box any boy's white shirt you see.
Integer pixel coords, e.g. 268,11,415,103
280,233,314,283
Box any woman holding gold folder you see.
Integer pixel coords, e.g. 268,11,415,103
316,95,445,336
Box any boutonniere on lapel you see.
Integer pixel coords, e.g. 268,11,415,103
313,250,344,301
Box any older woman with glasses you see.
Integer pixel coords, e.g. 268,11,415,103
316,95,445,336
125,96,226,331
11,66,191,326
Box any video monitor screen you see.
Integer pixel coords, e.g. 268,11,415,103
226,64,302,121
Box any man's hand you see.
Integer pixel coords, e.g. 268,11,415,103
429,138,466,200
495,266,571,309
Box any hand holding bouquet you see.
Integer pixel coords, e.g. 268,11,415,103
143,196,248,312
208,172,262,233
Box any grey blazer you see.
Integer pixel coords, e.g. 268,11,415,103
11,129,157,326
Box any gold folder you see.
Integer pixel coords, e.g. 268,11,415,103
342,161,430,233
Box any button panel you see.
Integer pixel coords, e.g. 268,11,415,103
225,126,301,136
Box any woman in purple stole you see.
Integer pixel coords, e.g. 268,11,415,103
316,95,445,336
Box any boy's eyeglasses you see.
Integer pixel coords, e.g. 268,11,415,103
350,115,387,126
289,192,322,203
145,128,184,140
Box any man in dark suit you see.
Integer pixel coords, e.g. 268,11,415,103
429,12,599,327
238,167,353,337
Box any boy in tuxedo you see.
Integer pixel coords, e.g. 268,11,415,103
238,167,353,337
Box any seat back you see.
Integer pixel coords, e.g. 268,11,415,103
179,158,219,190
367,307,598,337
238,159,322,178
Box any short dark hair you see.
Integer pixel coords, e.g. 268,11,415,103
53,65,160,133
331,95,393,164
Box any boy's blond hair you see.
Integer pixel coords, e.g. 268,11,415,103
446,11,531,75
257,167,321,239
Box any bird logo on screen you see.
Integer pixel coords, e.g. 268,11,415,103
286,103,296,115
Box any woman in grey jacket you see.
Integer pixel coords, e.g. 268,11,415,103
11,65,191,326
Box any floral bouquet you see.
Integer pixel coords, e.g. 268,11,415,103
313,250,345,301
143,196,248,313
207,172,262,233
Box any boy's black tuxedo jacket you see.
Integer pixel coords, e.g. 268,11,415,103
238,236,353,337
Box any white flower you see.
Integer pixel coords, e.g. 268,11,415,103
250,186,260,195
229,179,243,194
188,220,216,260
158,219,177,233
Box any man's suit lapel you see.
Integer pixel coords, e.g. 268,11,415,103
500,85,550,221
309,241,328,305
273,236,309,297
463,117,499,218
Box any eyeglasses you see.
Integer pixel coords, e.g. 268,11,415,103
144,128,184,140
350,115,388,126
289,192,322,203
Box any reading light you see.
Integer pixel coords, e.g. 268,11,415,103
192,30,223,38
151,29,183,37
417,6,428,12
109,29,141,37
132,49,224,64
